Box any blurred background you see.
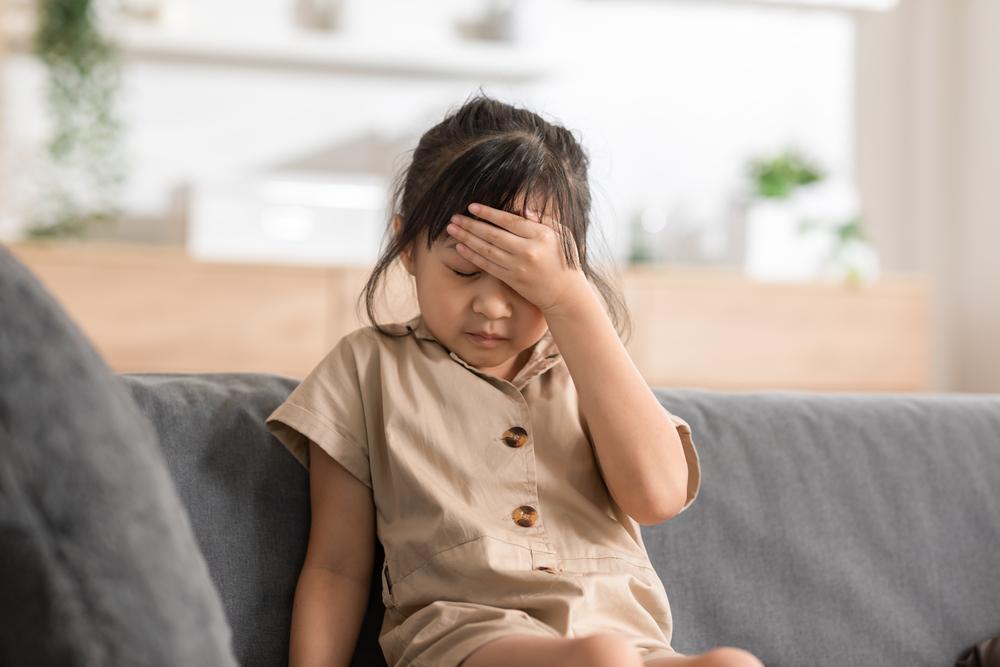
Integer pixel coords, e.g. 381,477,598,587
1,0,997,393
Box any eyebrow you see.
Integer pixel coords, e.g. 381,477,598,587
437,239,479,270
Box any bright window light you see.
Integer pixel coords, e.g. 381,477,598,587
750,0,897,9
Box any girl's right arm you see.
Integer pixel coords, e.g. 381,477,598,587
289,439,376,667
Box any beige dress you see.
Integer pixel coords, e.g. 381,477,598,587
265,314,702,667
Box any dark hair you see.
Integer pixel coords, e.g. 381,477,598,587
359,90,633,342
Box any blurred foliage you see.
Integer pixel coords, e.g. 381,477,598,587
627,211,657,265
749,150,877,285
798,215,863,242
746,148,824,199
28,0,125,239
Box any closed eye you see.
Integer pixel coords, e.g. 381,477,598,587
451,269,481,278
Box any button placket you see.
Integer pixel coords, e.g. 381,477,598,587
510,405,541,534
502,396,561,569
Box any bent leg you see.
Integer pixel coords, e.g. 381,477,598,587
645,646,765,667
460,631,646,667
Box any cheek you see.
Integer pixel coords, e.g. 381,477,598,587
518,301,545,321
516,307,548,337
414,276,465,315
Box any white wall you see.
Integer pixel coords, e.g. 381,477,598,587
2,0,854,265
957,0,1000,394
856,0,1000,393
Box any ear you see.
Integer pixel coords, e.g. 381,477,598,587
393,214,415,276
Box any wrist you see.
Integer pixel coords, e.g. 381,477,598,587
541,272,597,322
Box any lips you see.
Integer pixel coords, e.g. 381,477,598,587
468,331,506,340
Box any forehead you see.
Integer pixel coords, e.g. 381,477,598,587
422,230,467,265
424,233,459,259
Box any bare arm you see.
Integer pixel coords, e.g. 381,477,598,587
289,439,376,667
441,202,687,525
544,280,689,525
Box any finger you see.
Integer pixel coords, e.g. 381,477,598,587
455,241,510,278
447,224,513,271
519,206,566,253
467,203,541,239
449,215,528,255
523,202,559,222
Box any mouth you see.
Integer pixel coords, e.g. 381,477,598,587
467,332,507,347
468,332,506,340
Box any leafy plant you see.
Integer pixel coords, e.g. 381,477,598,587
746,148,824,199
28,0,126,239
747,149,878,284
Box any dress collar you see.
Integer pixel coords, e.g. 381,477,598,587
402,313,563,390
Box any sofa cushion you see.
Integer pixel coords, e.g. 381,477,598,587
113,371,1000,667
120,372,390,667
0,244,238,666
646,388,1000,666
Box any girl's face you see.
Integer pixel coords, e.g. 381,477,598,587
394,213,550,382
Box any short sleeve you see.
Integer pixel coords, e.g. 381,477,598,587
578,390,702,516
667,411,702,514
265,333,372,489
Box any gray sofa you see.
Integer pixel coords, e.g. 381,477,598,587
2,243,998,667
122,373,1000,666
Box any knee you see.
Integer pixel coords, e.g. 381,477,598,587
700,646,765,667
570,632,644,667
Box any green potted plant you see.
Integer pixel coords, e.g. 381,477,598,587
747,148,824,199
742,147,879,286
27,0,126,239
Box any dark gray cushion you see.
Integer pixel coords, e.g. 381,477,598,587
0,244,238,667
120,372,389,667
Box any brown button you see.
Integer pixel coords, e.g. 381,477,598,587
512,505,538,527
502,426,529,448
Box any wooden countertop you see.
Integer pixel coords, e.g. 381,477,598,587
7,241,933,392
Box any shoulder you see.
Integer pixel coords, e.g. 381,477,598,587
324,318,419,364
341,317,417,347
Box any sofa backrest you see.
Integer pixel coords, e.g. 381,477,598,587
122,373,388,667
646,387,1000,666
121,373,1000,667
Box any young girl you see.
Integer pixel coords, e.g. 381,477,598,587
265,94,764,667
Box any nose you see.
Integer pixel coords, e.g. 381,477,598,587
471,274,514,320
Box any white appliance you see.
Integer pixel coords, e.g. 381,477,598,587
186,171,388,266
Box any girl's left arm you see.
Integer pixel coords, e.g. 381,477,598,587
543,281,689,526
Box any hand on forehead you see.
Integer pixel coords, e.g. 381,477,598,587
437,201,543,243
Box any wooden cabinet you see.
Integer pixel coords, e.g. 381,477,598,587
622,266,931,392
8,241,932,391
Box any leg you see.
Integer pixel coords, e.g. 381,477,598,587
645,646,765,667
460,631,645,667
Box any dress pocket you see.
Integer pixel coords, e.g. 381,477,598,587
380,559,396,609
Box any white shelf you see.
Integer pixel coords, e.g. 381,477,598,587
3,19,554,81
609,0,897,10
750,0,896,8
